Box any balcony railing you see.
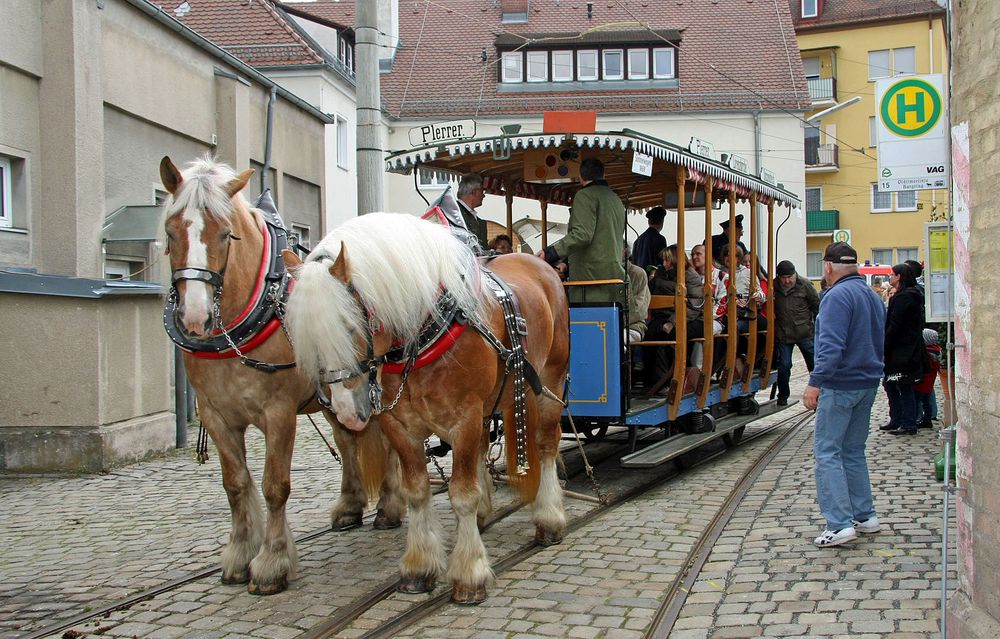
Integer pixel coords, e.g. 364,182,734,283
806,209,839,233
807,77,836,102
805,142,839,170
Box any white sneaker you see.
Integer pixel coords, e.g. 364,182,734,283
814,526,857,547
853,516,881,534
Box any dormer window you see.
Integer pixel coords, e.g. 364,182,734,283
802,0,818,18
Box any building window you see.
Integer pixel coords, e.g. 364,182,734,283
652,47,675,79
805,187,822,212
870,183,893,212
526,51,548,82
501,51,523,83
628,48,649,79
336,115,350,170
806,251,823,279
803,57,821,80
0,156,12,228
552,50,573,81
868,49,891,80
577,49,598,80
869,116,877,147
872,248,893,265
893,47,915,76
290,223,311,251
898,247,919,263
602,49,624,80
801,0,818,18
346,44,354,75
896,189,917,211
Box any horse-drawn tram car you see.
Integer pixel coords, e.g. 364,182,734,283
384,126,801,468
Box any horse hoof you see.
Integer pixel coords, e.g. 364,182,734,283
331,514,363,532
247,576,288,596
451,583,488,605
220,571,250,586
373,509,402,530
397,574,436,594
534,528,563,546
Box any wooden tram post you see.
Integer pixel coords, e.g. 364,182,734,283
669,165,688,421
760,201,777,387
506,185,515,243
540,197,549,252
698,177,715,409
721,191,739,401
742,192,759,394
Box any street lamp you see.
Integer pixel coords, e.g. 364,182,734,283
805,96,862,123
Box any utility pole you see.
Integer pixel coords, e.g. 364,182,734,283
355,0,384,214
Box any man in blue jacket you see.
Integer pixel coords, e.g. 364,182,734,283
803,242,886,547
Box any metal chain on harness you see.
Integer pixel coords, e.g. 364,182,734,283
305,414,342,463
425,440,450,486
551,378,609,504
211,281,297,372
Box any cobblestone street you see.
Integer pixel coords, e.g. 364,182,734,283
0,367,956,639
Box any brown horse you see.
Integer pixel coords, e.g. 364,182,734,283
158,156,403,595
284,212,570,603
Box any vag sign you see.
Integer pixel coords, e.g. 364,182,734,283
879,78,943,138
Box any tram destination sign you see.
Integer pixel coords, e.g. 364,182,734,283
876,74,949,192
408,119,476,146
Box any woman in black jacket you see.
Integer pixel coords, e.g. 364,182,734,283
881,263,928,436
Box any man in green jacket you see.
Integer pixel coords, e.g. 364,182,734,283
773,260,820,405
538,157,626,303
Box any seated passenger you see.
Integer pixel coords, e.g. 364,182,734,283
713,245,768,365
490,233,514,254
644,245,705,390
624,242,651,343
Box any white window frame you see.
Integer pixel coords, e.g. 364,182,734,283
893,46,916,76
551,50,573,82
627,48,649,80
869,116,878,147
805,186,822,212
872,248,893,265
896,189,918,211
526,51,548,83
806,251,824,279
652,47,675,79
602,49,624,80
0,156,13,228
868,49,891,80
336,114,351,171
501,51,523,83
898,247,919,263
290,223,312,251
577,49,598,81
801,0,818,18
104,259,134,281
871,183,893,212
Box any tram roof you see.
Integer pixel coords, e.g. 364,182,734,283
385,129,801,211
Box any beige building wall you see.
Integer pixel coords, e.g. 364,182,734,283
948,2,1000,637
0,0,328,472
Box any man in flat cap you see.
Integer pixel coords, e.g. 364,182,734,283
772,260,819,406
804,241,886,547
632,206,667,272
711,214,749,265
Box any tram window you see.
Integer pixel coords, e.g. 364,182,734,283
603,49,624,80
653,48,675,79
552,50,573,81
502,52,523,83
527,51,548,82
806,251,824,279
578,50,598,81
628,49,649,80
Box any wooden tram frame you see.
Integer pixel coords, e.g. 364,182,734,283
385,127,800,452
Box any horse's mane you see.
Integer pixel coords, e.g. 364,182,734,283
165,157,249,222
290,213,485,376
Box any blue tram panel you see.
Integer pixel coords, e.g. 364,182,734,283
565,306,625,419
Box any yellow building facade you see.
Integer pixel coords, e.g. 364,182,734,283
796,10,948,281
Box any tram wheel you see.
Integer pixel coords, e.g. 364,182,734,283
581,422,609,442
737,396,760,416
723,426,746,447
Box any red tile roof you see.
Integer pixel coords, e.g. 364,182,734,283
291,0,812,118
791,0,945,31
174,0,325,67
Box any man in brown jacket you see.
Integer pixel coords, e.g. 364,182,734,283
773,260,820,405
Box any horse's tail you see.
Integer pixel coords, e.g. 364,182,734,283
285,259,363,384
356,424,389,504
503,398,543,503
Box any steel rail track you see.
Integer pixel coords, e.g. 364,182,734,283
312,408,813,639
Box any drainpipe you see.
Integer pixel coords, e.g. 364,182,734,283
262,86,277,193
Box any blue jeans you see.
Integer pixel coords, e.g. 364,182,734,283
776,339,815,400
884,379,916,431
814,386,878,531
